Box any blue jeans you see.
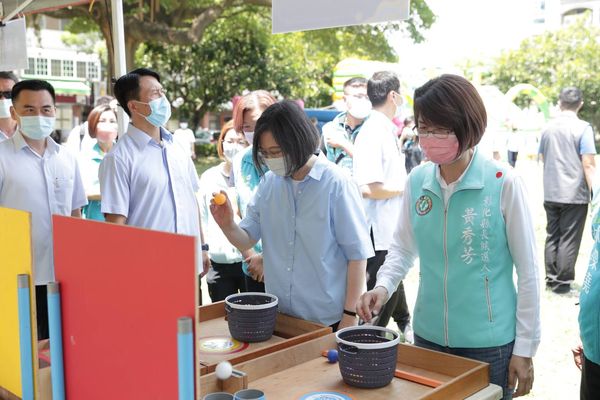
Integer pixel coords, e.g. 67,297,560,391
415,335,514,400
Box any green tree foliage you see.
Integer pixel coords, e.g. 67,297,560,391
488,16,600,130
47,0,436,120
140,6,415,120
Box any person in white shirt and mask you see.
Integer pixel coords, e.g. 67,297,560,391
321,77,371,175
0,79,87,341
0,71,19,141
174,120,197,159
198,120,249,301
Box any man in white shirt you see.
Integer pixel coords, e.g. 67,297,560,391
353,71,411,339
0,79,87,340
174,121,197,159
0,71,19,141
99,68,210,279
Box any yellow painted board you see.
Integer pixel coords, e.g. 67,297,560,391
0,207,39,399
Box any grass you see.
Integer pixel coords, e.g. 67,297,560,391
194,155,220,177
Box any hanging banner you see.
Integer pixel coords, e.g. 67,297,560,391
0,17,27,71
273,0,410,34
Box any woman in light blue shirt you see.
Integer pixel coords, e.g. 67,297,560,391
78,104,117,221
211,100,373,330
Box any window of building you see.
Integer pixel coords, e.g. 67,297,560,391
51,60,62,77
35,58,48,76
76,61,87,78
87,62,99,80
24,58,35,75
63,60,74,77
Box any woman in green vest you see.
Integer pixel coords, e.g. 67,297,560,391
356,75,541,400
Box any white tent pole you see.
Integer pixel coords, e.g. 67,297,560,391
110,0,129,136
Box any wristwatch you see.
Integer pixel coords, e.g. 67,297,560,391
201,243,209,251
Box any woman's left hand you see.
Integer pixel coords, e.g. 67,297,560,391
508,355,534,397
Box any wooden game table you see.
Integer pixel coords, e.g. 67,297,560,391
200,333,503,400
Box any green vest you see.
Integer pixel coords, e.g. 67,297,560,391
409,150,516,348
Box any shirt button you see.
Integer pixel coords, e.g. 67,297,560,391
288,241,293,245
287,268,291,271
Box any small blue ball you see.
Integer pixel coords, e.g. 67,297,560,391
327,349,338,363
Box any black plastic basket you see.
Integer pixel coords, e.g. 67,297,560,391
225,292,278,342
335,326,400,388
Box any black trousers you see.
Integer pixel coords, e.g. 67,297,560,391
244,275,265,293
36,285,49,341
366,249,410,330
543,202,588,292
207,260,246,302
581,355,600,400
507,151,518,167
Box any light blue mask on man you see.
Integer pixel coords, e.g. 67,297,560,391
19,115,56,140
143,95,171,127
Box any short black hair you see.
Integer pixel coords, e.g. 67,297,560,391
0,71,19,84
559,87,583,111
12,79,55,103
343,77,367,90
413,74,487,154
367,71,400,107
113,68,161,117
253,100,320,176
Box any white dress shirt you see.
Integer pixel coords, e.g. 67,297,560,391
0,131,87,284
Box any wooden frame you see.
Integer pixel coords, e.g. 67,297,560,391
200,333,490,399
197,301,331,375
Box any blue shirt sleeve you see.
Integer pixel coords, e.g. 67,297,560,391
332,178,375,260
99,154,130,217
579,125,597,155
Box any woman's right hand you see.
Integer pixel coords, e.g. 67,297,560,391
209,190,234,228
356,286,388,323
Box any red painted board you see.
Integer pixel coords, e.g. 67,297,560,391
52,216,197,399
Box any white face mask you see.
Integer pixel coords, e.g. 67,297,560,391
347,98,371,120
0,99,12,118
223,142,243,160
263,156,287,176
19,115,56,140
243,131,254,144
180,122,188,129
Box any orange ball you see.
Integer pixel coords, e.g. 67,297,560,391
213,193,227,206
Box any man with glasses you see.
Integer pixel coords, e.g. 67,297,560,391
99,68,210,279
352,71,413,342
0,79,87,340
321,77,371,175
0,71,19,141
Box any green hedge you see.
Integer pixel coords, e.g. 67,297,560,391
195,143,218,157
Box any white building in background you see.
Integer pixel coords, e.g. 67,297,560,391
534,0,600,28
17,17,102,139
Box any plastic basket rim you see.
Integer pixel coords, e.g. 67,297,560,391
225,292,279,310
335,325,400,350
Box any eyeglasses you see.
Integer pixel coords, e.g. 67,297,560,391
258,148,283,159
0,91,12,99
148,88,167,97
413,125,454,139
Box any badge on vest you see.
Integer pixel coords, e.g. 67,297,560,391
415,195,433,216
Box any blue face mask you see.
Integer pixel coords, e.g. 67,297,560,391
19,115,56,140
141,96,171,127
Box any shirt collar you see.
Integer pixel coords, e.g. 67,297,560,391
12,129,60,156
306,153,328,181
560,110,578,118
127,123,173,150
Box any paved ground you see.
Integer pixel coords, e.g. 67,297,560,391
200,157,591,398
